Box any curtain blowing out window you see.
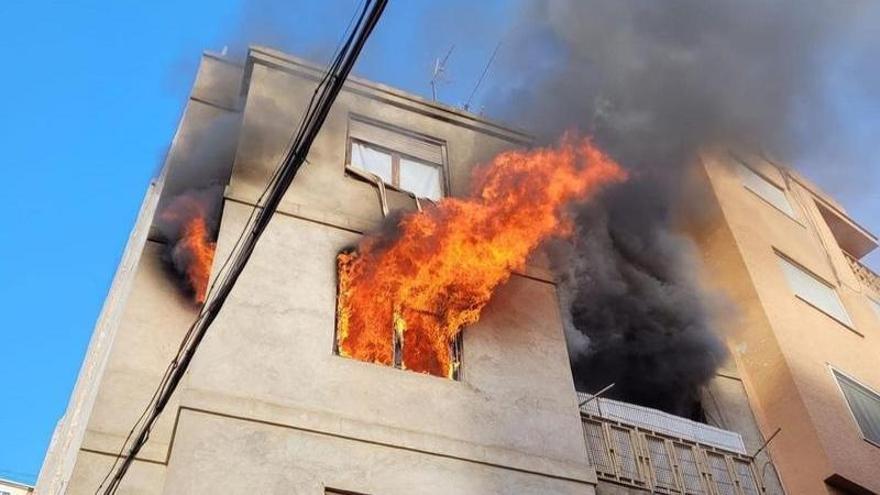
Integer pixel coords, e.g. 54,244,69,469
348,118,445,201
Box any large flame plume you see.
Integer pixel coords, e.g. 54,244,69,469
159,191,218,304
337,135,627,377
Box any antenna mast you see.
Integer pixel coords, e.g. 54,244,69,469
430,45,455,101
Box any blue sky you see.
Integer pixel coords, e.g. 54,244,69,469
0,0,876,485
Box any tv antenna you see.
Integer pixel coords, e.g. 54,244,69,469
430,45,455,102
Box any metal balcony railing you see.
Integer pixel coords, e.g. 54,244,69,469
844,252,880,297
578,393,764,495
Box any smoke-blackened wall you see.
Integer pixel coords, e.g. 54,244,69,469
485,0,878,413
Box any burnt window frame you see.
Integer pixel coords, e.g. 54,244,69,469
332,251,464,381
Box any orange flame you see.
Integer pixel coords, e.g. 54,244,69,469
337,135,628,377
178,215,216,304
160,193,217,304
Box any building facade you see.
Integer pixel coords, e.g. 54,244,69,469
36,47,593,495
35,46,878,495
690,153,880,494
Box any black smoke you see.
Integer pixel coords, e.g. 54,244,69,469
153,111,240,302
484,0,879,414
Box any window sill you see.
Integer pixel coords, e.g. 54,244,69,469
742,186,805,228
793,295,863,337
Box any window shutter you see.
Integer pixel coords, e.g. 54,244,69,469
835,370,880,445
777,255,853,326
349,118,443,165
736,161,796,217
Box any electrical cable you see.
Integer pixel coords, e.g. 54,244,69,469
94,5,374,487
464,41,500,111
94,1,387,492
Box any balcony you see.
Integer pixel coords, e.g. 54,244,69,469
844,252,880,298
578,392,764,494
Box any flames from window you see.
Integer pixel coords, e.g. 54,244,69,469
336,135,627,376
157,188,219,304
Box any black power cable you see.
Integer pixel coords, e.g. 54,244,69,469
95,1,388,492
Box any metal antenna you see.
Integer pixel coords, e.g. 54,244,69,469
430,45,455,101
464,41,500,111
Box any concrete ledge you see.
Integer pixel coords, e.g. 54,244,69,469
173,392,597,486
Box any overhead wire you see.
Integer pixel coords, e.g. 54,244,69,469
464,41,500,112
96,7,372,486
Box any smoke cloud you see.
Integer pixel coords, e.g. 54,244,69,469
154,110,240,302
483,0,879,413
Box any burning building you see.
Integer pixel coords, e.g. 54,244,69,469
36,46,880,495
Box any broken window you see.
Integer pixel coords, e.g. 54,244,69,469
833,368,880,446
334,253,462,379
346,117,446,201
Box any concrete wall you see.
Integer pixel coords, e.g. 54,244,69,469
696,152,880,494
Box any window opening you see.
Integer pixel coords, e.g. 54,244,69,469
777,253,853,327
335,252,462,379
833,368,880,446
734,157,796,218
350,139,444,200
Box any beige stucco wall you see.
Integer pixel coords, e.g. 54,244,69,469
696,152,880,494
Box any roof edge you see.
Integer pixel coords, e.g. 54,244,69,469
246,45,532,145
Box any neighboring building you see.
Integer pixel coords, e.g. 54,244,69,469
0,478,34,495
687,153,880,494
35,46,878,495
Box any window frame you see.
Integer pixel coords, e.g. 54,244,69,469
868,297,880,322
333,251,464,381
775,251,855,330
348,138,446,200
731,154,799,221
829,366,880,449
344,115,450,201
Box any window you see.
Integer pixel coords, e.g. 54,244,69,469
334,253,463,379
347,118,446,201
777,254,853,326
869,298,880,320
735,158,796,218
350,141,443,200
833,369,880,446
